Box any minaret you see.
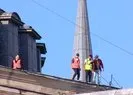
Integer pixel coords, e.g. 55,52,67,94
73,0,92,81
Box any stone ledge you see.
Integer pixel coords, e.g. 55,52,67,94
76,89,133,95
0,66,119,95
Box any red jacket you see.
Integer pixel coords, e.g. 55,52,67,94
71,57,80,69
93,58,104,71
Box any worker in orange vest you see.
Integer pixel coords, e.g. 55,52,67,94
12,55,22,70
71,53,80,80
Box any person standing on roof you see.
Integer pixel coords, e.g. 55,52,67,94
71,53,80,80
12,55,22,70
92,55,104,84
84,55,93,83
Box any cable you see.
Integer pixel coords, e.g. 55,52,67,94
30,0,133,57
31,0,76,25
91,33,133,56
112,76,122,88
100,75,110,85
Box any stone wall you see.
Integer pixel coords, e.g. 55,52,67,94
27,34,37,72
0,9,46,72
0,14,22,67
75,89,133,95
19,26,41,72
36,48,41,72
0,22,8,66
0,67,118,95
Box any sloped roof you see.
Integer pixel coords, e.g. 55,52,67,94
0,66,119,95
0,8,5,15
19,25,41,39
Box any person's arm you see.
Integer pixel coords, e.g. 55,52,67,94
12,60,14,69
92,60,95,71
79,58,80,64
71,58,74,63
20,59,23,70
79,58,80,67
71,58,74,68
99,59,104,71
83,59,87,70
78,58,81,69
84,59,87,65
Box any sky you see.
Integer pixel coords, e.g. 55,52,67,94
0,0,133,88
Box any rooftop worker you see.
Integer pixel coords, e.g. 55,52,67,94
71,53,80,80
12,55,22,70
93,55,104,84
84,55,93,83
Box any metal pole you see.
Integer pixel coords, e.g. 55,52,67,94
109,74,113,86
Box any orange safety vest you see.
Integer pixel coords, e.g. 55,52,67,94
71,57,80,69
12,59,21,69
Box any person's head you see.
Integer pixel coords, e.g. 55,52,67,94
76,53,79,57
88,54,92,60
15,55,20,60
95,55,99,59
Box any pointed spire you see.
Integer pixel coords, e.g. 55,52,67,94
73,0,92,81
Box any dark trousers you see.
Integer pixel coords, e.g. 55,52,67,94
85,70,92,82
72,68,80,80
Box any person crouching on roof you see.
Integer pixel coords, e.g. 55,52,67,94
12,55,22,70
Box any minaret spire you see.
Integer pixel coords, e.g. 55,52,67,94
73,0,92,81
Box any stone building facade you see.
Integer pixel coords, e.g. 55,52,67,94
0,8,47,72
0,67,118,95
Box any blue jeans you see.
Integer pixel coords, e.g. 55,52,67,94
93,70,100,84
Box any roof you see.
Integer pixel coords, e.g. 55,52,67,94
0,65,120,95
36,43,47,54
0,11,24,26
19,25,41,39
0,8,5,15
